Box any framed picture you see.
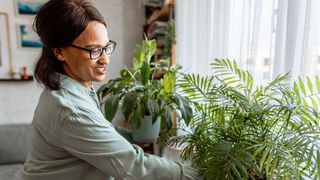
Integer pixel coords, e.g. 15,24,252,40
0,12,12,78
17,23,43,48
15,0,47,15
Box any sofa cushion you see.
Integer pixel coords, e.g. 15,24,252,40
0,124,31,164
0,164,23,180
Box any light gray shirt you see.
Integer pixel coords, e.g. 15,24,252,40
22,73,198,180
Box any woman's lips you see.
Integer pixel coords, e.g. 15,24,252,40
94,66,106,74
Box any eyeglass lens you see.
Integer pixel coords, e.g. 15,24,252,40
90,41,116,59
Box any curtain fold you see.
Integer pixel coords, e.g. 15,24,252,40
176,0,320,83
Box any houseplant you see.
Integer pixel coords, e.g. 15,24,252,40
167,58,320,179
97,38,192,143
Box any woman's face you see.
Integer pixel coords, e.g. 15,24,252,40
57,21,111,88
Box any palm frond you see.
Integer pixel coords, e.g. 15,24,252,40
211,58,254,97
178,74,215,103
293,75,320,110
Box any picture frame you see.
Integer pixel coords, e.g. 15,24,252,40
17,23,43,49
15,0,47,16
0,12,13,79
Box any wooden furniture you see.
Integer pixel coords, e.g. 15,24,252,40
141,0,177,154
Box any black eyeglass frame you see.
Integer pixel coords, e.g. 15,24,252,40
69,40,117,60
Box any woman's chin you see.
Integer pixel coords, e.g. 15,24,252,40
93,74,106,82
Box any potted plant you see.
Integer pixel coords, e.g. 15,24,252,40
97,38,192,143
166,58,320,179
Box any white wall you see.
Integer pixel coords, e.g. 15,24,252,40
0,0,143,125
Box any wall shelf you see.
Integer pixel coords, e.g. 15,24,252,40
145,0,175,26
0,76,34,82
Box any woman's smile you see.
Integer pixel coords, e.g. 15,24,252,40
94,66,106,74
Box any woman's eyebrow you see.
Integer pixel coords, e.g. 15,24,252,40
84,41,111,48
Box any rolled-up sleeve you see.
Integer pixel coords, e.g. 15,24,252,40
58,112,199,179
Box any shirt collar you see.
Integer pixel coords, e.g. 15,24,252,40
58,73,95,95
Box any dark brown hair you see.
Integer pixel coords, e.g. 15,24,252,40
34,0,106,90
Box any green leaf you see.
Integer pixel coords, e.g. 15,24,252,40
173,93,193,126
104,94,120,122
132,103,143,130
303,99,309,107
265,150,274,178
122,92,138,120
307,76,313,94
164,106,173,130
253,144,266,157
149,39,157,58
140,59,151,86
311,96,318,109
299,77,307,96
133,45,144,69
148,99,160,114
142,39,156,62
269,157,278,179
294,82,300,97
120,68,134,80
163,72,176,93
316,76,320,92
247,71,253,91
317,150,320,176
170,63,182,73
227,59,234,71
132,38,157,71
233,60,238,72
260,150,268,171
304,144,314,170
229,162,242,179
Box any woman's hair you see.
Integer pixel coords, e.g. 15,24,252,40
34,0,106,90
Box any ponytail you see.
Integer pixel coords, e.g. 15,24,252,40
34,46,62,90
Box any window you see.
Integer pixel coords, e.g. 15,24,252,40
176,0,320,83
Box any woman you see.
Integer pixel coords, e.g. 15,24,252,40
22,0,200,179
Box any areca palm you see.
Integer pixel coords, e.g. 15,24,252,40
167,58,320,179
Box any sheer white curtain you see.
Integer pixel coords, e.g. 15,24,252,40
176,0,320,83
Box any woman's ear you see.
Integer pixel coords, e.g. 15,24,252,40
52,48,65,61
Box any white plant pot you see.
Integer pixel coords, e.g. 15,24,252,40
131,116,160,143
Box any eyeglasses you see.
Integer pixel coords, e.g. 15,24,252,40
69,40,117,60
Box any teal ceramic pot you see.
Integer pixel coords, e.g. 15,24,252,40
131,116,160,143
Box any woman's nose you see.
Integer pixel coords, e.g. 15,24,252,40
98,51,110,65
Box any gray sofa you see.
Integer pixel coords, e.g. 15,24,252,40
0,124,31,180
